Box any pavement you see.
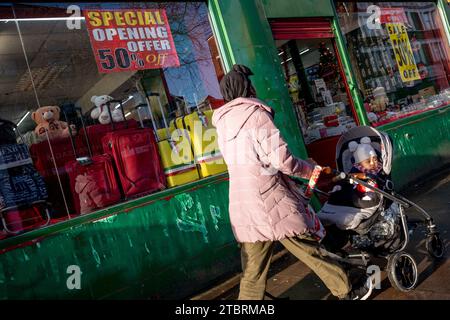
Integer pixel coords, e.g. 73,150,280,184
191,168,450,300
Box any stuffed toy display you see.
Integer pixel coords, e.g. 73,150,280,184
370,87,389,113
32,106,76,140
90,95,124,125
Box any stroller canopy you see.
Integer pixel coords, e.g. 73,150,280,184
335,126,393,175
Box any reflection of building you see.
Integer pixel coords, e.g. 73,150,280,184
339,3,450,99
163,3,221,108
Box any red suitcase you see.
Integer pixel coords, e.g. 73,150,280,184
65,155,121,215
78,119,139,156
62,106,122,215
29,137,88,218
30,137,83,178
102,127,166,198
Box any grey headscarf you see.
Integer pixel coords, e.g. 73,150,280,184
219,64,254,102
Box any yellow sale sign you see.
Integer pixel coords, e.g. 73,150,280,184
386,23,421,82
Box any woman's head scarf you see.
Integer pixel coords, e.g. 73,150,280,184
219,64,255,102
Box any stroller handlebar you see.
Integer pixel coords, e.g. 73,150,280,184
332,171,347,183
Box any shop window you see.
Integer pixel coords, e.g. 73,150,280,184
336,1,450,127
271,19,358,167
0,2,226,237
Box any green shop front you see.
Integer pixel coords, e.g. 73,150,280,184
0,1,449,299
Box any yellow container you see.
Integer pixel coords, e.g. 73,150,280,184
181,110,227,178
135,91,199,187
157,130,199,187
157,128,170,141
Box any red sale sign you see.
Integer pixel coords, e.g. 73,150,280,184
84,9,180,73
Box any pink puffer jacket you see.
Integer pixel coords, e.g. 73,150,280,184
212,97,323,243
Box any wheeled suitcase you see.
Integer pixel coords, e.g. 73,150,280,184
63,107,122,215
135,92,199,188
65,154,121,215
178,108,227,178
29,136,82,217
78,119,139,156
102,101,166,198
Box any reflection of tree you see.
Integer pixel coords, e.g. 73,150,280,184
94,2,219,102
160,2,218,103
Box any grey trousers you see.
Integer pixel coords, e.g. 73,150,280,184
238,237,351,300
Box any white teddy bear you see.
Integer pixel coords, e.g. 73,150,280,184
90,95,124,125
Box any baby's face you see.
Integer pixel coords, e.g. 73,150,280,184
359,155,379,170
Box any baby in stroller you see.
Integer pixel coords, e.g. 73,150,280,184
319,136,386,233
313,126,444,293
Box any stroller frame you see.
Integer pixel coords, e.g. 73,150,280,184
314,173,444,292
311,126,445,292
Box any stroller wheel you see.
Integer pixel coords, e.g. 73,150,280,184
426,234,445,259
387,252,418,292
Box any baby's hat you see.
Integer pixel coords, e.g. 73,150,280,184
349,137,376,163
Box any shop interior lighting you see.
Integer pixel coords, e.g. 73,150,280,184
125,112,132,117
0,17,85,22
16,111,30,126
281,57,292,65
300,48,310,55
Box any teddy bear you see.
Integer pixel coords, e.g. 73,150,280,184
370,87,389,113
90,95,124,125
32,106,76,140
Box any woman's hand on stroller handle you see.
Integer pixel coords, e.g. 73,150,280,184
321,166,333,175
331,171,348,183
349,172,367,180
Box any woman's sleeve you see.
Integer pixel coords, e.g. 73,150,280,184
252,110,314,179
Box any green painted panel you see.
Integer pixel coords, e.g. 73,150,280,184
444,0,450,24
261,0,334,18
0,176,240,299
332,16,369,126
380,106,450,189
209,0,308,158
438,0,450,41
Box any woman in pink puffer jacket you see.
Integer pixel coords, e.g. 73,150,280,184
212,65,373,300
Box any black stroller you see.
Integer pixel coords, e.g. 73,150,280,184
312,126,445,292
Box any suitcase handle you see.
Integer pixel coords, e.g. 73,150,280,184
61,106,94,161
148,92,172,142
135,80,171,143
105,99,128,132
135,99,180,154
135,103,158,133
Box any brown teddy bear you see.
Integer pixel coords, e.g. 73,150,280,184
32,106,76,140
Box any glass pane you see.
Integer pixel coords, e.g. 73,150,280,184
276,38,357,145
0,2,224,235
336,1,450,126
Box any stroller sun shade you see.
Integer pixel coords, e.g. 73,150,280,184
335,126,393,175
